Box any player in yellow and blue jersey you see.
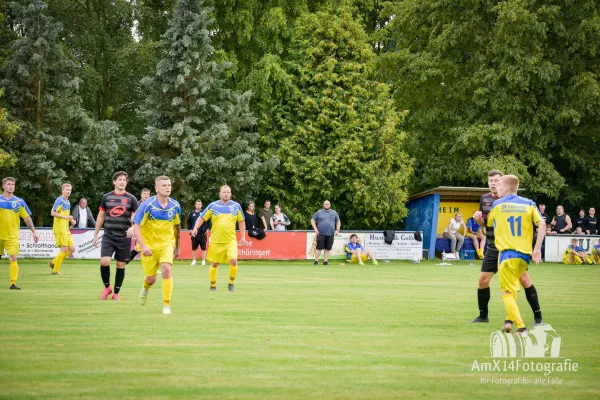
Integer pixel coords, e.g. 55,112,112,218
488,175,546,336
133,176,181,315
191,185,246,292
344,234,378,265
562,238,593,265
48,183,76,275
1,177,39,289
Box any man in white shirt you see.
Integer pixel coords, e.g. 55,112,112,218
72,198,96,228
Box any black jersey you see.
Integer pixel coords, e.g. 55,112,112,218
585,216,598,234
480,193,499,245
99,191,139,238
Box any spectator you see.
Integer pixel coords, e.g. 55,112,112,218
466,216,486,259
344,234,378,265
72,198,96,228
575,209,587,232
575,226,584,235
245,202,266,240
562,238,592,265
585,207,598,235
187,200,207,266
538,204,551,225
443,212,467,258
139,188,151,203
271,204,291,231
550,205,572,234
311,200,341,266
257,200,272,231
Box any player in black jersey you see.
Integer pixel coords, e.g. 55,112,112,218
93,172,139,300
471,170,544,325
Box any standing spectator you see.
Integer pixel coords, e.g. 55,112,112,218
311,200,341,266
466,216,486,259
140,188,151,203
574,209,587,231
257,200,272,230
585,207,597,235
271,204,291,231
538,204,551,225
188,200,207,266
550,205,572,234
443,212,467,258
72,198,96,228
245,202,265,239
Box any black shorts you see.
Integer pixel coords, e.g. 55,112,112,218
316,235,334,251
101,234,132,263
191,234,207,251
480,244,499,273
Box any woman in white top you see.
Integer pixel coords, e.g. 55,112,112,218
443,212,467,258
271,204,291,231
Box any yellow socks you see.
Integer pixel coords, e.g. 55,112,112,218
53,251,69,273
9,261,18,285
229,265,238,284
476,249,484,259
143,277,153,291
162,278,173,306
209,266,218,287
502,292,524,328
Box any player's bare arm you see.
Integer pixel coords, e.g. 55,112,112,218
174,224,181,258
239,220,246,242
23,216,39,243
191,217,205,237
93,210,106,247
532,220,546,263
133,224,151,256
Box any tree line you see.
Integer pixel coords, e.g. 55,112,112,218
1,0,598,228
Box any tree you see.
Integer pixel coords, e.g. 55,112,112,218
0,0,119,224
138,0,267,209
247,8,412,228
0,89,19,169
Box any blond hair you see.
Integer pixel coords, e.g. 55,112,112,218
501,174,519,193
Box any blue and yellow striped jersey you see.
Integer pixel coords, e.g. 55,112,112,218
133,196,181,250
201,200,244,244
0,195,32,240
565,245,585,255
487,194,542,255
52,196,71,234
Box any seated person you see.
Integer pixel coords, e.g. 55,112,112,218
466,216,486,259
442,212,467,259
344,234,378,265
592,239,600,265
574,226,585,235
562,238,593,265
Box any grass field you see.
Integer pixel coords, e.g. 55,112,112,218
1,259,599,399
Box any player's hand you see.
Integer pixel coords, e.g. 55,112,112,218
334,230,339,236
239,236,247,245
532,249,542,264
191,228,197,237
70,217,76,225
142,246,152,256
173,248,180,259
93,235,99,248
473,211,483,220
32,232,39,244
314,229,319,236
126,227,134,238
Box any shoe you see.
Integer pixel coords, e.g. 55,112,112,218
502,320,513,333
162,306,171,315
139,288,148,306
111,293,120,300
201,260,206,266
51,271,62,275
454,252,460,259
100,286,113,300
228,283,235,292
190,260,196,266
323,261,329,265
532,319,544,326
48,260,54,270
314,261,318,265
10,284,21,290
358,260,364,265
471,316,489,323
209,286,216,292
372,260,379,265
476,249,485,259
516,327,528,336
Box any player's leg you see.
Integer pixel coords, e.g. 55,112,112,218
355,247,365,265
99,235,115,299
111,237,130,300
139,252,159,306
160,261,173,315
472,245,498,322
226,242,239,291
366,249,378,265
3,240,20,289
207,244,223,290
500,257,528,335
520,272,543,325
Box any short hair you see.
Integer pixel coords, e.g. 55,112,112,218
195,199,202,203
112,171,128,181
350,234,358,239
80,198,87,202
557,205,564,209
580,209,585,213
539,203,545,207
501,174,519,192
155,175,170,183
62,182,72,188
2,177,16,185
141,188,151,193
572,238,578,242
220,185,231,191
264,199,271,204
488,169,504,177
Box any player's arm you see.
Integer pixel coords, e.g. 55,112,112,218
173,223,181,258
93,210,106,247
23,216,39,243
191,217,205,237
532,219,546,263
50,210,73,220
133,223,151,256
238,219,246,242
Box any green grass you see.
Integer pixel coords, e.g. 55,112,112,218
0,259,599,399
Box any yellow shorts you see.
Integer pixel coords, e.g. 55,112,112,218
562,253,591,265
207,242,238,264
54,232,74,247
0,239,19,256
498,252,529,294
349,254,368,264
141,246,174,277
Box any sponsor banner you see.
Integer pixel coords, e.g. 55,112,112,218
9,229,103,259
437,201,479,234
544,235,600,262
363,232,422,260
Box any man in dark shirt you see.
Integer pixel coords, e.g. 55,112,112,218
93,171,139,300
471,170,544,326
257,200,273,231
188,200,208,266
585,207,598,235
538,204,551,225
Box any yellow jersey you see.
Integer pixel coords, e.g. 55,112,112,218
52,196,71,234
487,194,542,256
0,195,32,240
133,196,181,250
201,200,244,244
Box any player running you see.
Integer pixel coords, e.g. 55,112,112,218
48,183,76,275
0,177,39,289
134,176,181,315
190,185,246,292
487,175,546,335
93,171,139,300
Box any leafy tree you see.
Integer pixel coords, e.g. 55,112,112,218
247,8,412,228
0,89,19,169
138,0,267,209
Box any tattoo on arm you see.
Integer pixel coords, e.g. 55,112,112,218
174,224,181,248
24,216,35,231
